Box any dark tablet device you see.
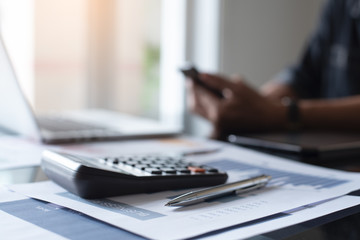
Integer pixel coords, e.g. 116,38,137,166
228,132,360,161
180,64,224,98
41,150,228,199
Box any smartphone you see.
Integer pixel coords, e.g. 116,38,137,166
180,65,224,98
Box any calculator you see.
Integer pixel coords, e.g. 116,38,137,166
41,150,228,199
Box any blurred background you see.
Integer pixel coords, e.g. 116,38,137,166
0,0,323,137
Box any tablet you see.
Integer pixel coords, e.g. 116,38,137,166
228,131,360,160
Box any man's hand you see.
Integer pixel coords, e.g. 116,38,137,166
187,73,287,139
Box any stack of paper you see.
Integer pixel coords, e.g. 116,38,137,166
7,140,360,240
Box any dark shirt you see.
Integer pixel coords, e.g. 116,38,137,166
280,0,360,99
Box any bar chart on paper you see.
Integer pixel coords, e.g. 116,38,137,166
207,159,349,190
8,149,360,240
0,197,144,240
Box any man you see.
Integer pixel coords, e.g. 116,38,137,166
187,0,360,139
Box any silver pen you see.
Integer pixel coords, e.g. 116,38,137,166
165,174,271,207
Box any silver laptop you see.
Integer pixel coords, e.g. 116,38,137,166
0,36,181,144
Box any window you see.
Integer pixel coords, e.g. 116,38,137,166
0,0,186,128
35,0,163,118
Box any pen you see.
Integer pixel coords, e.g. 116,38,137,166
181,147,221,157
165,174,271,207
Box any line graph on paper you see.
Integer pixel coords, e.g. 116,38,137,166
207,159,348,190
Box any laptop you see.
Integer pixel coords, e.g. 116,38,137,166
0,36,181,144
228,131,360,161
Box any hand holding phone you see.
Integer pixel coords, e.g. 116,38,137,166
180,65,224,99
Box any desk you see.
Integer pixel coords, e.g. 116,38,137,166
2,164,360,240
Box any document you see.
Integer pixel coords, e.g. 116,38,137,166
9,143,360,240
0,187,143,240
200,195,360,240
3,186,360,240
0,136,45,170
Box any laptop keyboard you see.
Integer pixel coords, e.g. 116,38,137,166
38,116,124,143
38,117,108,132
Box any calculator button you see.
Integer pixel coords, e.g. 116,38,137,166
160,168,177,174
200,165,219,173
139,159,152,164
149,164,165,169
176,164,188,168
134,164,149,170
144,168,163,174
176,168,191,174
165,164,178,169
127,163,138,167
187,166,206,173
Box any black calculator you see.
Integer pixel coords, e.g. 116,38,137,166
41,150,228,199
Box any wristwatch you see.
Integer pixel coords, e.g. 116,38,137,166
281,97,301,131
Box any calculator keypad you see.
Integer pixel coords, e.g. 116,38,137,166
100,154,219,176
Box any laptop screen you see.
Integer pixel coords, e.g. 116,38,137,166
0,36,40,140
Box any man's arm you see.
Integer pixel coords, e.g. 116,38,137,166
187,74,360,139
260,81,297,101
261,82,360,131
300,96,360,131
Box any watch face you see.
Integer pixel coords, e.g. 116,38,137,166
281,97,300,131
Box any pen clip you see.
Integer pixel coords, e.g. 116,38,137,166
234,181,268,195
181,147,221,157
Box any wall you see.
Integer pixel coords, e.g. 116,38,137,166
220,0,324,87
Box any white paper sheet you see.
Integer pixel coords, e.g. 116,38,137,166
0,187,143,240
200,195,360,239
9,143,360,240
0,188,67,240
0,136,45,170
3,186,360,240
